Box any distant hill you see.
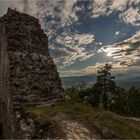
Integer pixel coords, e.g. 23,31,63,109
61,74,96,87
61,74,140,89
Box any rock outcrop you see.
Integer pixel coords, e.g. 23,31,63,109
0,8,63,139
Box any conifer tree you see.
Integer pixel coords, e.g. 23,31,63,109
96,64,116,110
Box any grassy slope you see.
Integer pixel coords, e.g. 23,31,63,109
26,100,140,139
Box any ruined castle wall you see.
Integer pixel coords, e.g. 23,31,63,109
2,8,63,106
0,8,63,139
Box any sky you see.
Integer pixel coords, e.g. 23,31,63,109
0,0,140,79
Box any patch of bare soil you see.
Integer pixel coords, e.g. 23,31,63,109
31,118,66,139
50,113,102,139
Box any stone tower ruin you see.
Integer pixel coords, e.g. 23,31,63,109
0,8,63,138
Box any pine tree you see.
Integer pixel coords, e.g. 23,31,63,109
96,64,116,110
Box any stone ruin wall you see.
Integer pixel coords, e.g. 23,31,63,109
3,8,63,106
0,8,63,139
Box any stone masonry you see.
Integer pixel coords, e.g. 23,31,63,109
0,8,63,139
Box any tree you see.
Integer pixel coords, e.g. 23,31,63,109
109,87,140,117
96,64,116,110
125,87,140,116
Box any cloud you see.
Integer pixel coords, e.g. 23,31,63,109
111,0,129,11
54,33,95,66
59,62,109,76
74,34,95,45
56,33,95,45
91,0,140,26
115,31,120,36
58,68,83,77
81,61,128,75
8,0,139,30
95,42,103,46
81,63,103,74
119,7,140,26
59,61,128,76
91,0,129,18
0,0,25,16
98,31,140,67
1,0,140,27
23,0,78,28
58,61,105,76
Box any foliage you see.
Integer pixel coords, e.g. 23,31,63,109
95,64,116,110
109,87,140,117
64,84,95,104
64,64,140,117
64,83,140,117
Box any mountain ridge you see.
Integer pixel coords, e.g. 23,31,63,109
61,74,140,88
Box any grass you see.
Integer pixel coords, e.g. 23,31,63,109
25,100,140,139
